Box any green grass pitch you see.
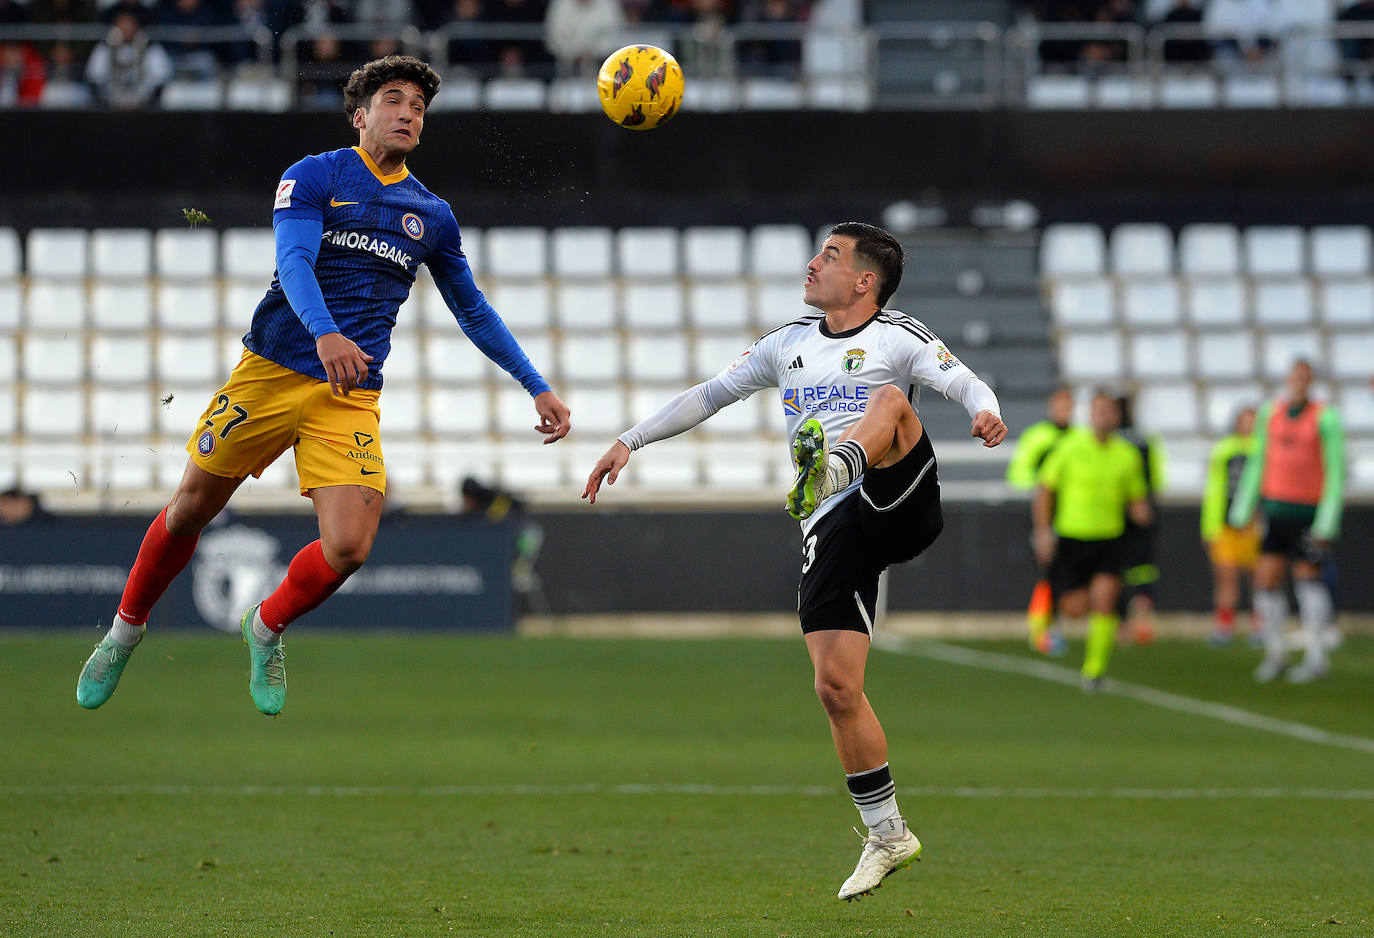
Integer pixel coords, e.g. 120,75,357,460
3,632,1372,937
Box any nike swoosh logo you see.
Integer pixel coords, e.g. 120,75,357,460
360,468,380,475
330,198,359,207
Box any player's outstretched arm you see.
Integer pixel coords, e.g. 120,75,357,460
316,332,374,397
971,409,1008,448
583,440,630,504
534,390,571,444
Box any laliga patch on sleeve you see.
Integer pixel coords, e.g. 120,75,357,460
727,348,752,373
274,179,296,209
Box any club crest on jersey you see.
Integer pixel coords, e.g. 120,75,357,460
842,348,866,374
197,430,216,456
402,213,424,240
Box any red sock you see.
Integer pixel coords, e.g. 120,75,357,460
258,540,348,633
117,507,200,625
1215,607,1235,633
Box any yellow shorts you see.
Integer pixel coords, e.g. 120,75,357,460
186,349,385,496
1208,523,1260,570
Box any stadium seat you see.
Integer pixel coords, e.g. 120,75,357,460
1260,330,1323,379
703,393,764,436
86,441,155,489
22,386,84,437
680,77,741,112
380,333,422,383
21,332,84,383
0,383,13,437
160,79,225,110
755,278,812,330
25,279,87,330
1185,277,1247,326
687,280,752,330
427,386,492,436
38,80,93,109
380,383,424,435
1222,74,1281,108
424,333,492,384
0,282,17,332
155,384,214,435
456,227,483,272
554,280,618,330
551,227,614,278
0,227,20,277
1120,277,1182,327
1058,330,1124,382
155,228,219,278
91,229,153,278
692,332,755,382
621,280,685,330
684,226,747,277
564,385,627,435
418,278,460,330
806,76,875,110
1337,383,1374,433
383,438,429,488
1179,224,1241,275
624,438,701,488
1252,278,1314,326
156,334,220,383
220,335,244,374
482,78,547,111
221,229,277,279
547,77,600,113
494,385,549,436
426,79,481,112
1202,383,1264,435
1134,383,1200,434
26,229,88,277
1310,226,1371,275
91,281,154,330
617,228,680,277
91,386,154,437
223,279,267,326
704,442,775,489
749,225,813,277
1026,75,1091,109
90,334,153,384
741,78,806,110
1327,330,1374,380
1318,279,1374,326
1109,223,1173,276
225,77,290,112
1127,330,1190,380
394,287,424,334
1193,330,1257,380
485,228,548,278
499,447,565,489
1040,224,1106,276
17,442,88,491
625,333,691,384
0,335,15,377
1093,75,1154,108
1244,226,1305,276
247,457,295,492
1049,277,1115,326
485,280,552,330
157,280,220,330
1158,74,1218,108
559,334,622,383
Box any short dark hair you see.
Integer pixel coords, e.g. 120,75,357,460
343,55,441,120
828,222,905,307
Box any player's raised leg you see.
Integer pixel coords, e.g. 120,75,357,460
77,462,243,709
240,484,383,715
806,629,921,900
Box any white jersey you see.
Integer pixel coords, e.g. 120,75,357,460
714,309,996,528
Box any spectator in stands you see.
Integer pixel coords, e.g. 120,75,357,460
0,0,27,25
226,0,270,65
101,0,156,26
0,40,47,106
1205,0,1279,63
1202,406,1260,647
426,0,499,72
1337,0,1374,65
1157,0,1210,64
736,0,807,77
486,0,553,77
543,0,625,74
0,488,52,526
157,0,230,78
354,0,414,28
672,0,736,75
85,9,175,108
297,29,348,103
28,0,99,78
1080,0,1136,67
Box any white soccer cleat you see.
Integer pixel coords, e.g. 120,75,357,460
1253,656,1287,684
837,826,921,901
1284,658,1330,684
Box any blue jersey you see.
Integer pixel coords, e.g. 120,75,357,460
244,146,547,395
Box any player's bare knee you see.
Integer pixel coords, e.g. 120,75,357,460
814,671,861,717
323,538,373,575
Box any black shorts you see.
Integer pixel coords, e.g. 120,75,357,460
797,432,944,635
1261,516,1330,565
1049,535,1124,597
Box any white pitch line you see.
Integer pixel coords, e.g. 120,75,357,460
2,784,1373,800
875,636,1374,757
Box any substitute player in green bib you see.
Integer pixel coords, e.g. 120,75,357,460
1201,407,1260,647
1033,391,1151,691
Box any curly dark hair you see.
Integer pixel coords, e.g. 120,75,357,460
343,55,441,119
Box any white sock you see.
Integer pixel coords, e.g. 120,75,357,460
108,614,145,647
1294,579,1332,667
845,763,905,838
825,440,869,497
1254,589,1288,661
251,609,281,645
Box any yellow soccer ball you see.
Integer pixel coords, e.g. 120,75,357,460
597,44,684,131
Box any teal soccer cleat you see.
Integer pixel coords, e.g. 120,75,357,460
787,418,828,520
76,635,139,709
240,604,286,716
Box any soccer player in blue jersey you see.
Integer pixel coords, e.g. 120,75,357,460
77,55,570,716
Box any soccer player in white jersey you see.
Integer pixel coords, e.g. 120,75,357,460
583,222,1006,900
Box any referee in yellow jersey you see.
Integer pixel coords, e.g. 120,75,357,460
1033,391,1152,690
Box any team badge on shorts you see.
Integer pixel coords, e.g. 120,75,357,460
402,214,424,240
843,348,866,374
197,430,216,456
